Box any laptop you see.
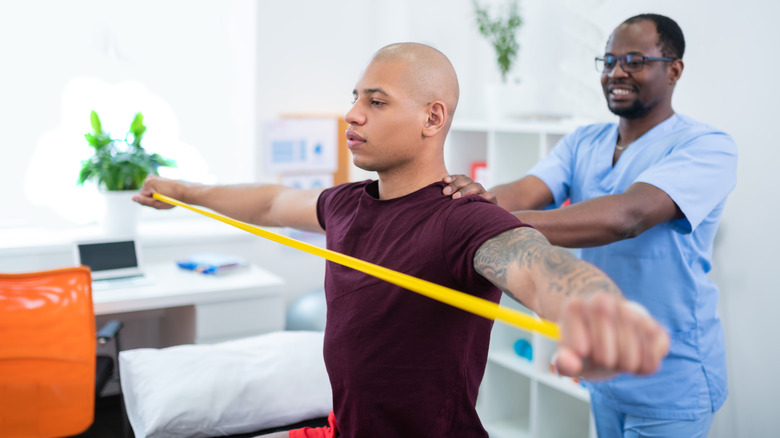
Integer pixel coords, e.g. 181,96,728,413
74,237,153,289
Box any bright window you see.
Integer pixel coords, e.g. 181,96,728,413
0,1,256,230
24,77,212,225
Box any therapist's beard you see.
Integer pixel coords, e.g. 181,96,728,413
608,99,654,119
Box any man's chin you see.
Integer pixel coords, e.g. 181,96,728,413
608,103,651,119
353,159,378,173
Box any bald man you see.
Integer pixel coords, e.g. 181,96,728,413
134,43,669,438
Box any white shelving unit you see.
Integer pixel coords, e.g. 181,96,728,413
445,119,596,438
445,118,584,188
478,296,595,438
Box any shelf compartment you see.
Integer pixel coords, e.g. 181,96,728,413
487,348,535,378
484,419,532,438
443,130,487,177
536,383,592,438
536,371,590,402
477,360,532,437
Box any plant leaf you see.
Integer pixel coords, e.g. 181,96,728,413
90,110,102,133
128,112,146,146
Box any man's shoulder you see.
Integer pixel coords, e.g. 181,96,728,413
320,179,372,199
450,193,527,225
328,179,373,191
670,114,730,135
664,114,737,151
552,121,617,154
580,119,617,129
317,180,373,224
573,120,617,135
564,121,618,145
571,115,732,141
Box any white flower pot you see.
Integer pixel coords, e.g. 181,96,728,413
100,190,140,237
484,80,533,121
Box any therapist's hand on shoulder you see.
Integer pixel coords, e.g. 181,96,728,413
555,293,670,380
442,175,496,203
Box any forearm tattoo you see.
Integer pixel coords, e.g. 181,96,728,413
474,227,619,299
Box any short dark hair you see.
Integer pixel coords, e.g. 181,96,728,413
624,13,685,59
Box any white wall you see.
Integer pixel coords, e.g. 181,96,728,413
1,0,776,435
0,0,257,227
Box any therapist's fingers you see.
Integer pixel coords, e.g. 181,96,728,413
442,174,487,199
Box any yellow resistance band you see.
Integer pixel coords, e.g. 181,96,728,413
153,193,560,340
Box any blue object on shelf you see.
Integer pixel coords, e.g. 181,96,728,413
513,338,533,361
176,252,247,275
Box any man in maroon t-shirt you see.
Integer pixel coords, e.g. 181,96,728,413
134,43,669,437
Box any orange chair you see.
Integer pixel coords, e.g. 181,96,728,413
0,266,122,437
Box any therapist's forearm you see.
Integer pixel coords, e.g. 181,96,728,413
512,182,682,248
492,176,554,212
513,194,646,248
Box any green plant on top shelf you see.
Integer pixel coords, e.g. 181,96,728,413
473,0,523,83
78,110,176,191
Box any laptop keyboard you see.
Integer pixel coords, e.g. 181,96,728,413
92,275,153,290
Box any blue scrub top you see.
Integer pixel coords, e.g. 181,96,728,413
529,114,737,419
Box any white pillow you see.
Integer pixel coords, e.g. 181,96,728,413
119,331,332,438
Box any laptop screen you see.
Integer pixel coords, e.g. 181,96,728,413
75,239,143,280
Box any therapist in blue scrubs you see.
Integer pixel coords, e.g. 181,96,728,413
444,13,737,437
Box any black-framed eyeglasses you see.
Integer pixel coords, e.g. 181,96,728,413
594,54,677,73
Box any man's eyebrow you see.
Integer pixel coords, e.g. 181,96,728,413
354,87,389,96
605,51,645,56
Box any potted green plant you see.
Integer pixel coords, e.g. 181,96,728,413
78,110,175,191
473,0,523,84
78,110,175,235
473,0,527,120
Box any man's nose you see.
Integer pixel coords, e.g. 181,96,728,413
344,105,365,126
608,61,631,78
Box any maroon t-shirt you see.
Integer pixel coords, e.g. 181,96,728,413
316,180,527,437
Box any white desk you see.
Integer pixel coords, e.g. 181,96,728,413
94,262,286,345
0,218,319,346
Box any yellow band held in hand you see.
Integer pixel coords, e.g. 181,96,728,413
153,193,560,340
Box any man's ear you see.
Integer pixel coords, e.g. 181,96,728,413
422,101,447,138
669,59,684,85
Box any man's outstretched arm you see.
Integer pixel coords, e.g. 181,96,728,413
474,227,669,379
133,175,325,233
